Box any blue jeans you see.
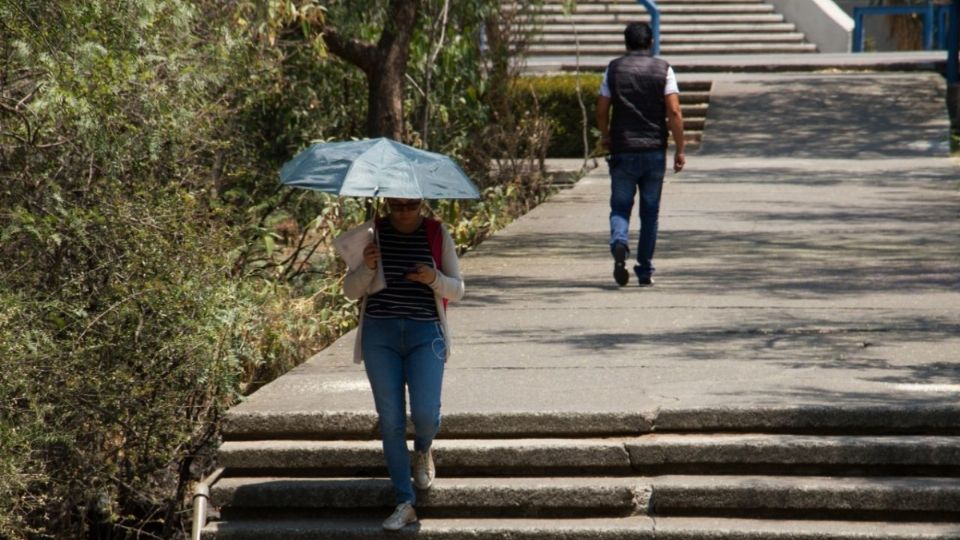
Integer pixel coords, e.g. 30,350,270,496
361,316,446,505
608,151,665,278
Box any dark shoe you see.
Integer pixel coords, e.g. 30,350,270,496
636,275,654,287
612,244,629,286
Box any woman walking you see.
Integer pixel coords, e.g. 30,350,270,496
343,197,464,531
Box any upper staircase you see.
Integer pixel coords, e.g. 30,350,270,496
518,0,817,70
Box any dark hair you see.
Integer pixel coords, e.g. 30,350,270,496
624,22,652,51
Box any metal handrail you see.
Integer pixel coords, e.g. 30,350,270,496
635,0,661,55
190,467,225,540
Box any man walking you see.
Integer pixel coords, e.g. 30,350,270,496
596,22,685,287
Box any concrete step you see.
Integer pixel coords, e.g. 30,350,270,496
217,435,960,475
656,517,960,539
681,94,711,107
221,406,960,440
539,0,768,3
530,22,799,33
203,516,655,539
542,0,768,3
677,103,709,117
212,476,650,516
211,474,960,519
535,13,787,25
527,43,817,55
202,516,960,539
217,438,634,475
508,3,776,14
519,22,797,33
651,475,960,518
678,81,713,91
629,434,960,473
533,32,807,44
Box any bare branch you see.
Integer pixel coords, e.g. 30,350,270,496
323,27,376,73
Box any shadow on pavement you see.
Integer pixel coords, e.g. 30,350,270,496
698,75,951,159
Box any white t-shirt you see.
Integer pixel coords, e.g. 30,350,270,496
600,66,678,98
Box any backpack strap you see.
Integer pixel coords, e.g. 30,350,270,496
424,217,448,312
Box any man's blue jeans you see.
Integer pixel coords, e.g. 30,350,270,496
608,151,665,279
361,316,446,505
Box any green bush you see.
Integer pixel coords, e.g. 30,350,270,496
0,2,331,536
513,74,603,158
0,189,250,537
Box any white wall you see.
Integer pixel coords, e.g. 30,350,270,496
767,0,855,53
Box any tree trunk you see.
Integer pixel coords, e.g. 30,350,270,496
367,45,408,139
484,13,512,126
368,0,419,139
323,0,419,140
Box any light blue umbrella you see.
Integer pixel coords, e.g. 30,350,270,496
279,137,480,200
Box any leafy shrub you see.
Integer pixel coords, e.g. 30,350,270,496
0,1,329,536
0,189,252,538
513,74,603,158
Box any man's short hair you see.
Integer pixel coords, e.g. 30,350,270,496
624,22,653,51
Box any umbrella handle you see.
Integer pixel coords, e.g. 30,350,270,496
364,198,380,221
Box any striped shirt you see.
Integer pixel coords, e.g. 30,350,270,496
365,219,439,321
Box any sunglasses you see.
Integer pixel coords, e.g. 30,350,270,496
387,200,422,212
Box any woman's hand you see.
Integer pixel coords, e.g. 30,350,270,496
404,263,436,285
363,243,380,270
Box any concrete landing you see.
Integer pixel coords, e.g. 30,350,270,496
523,51,948,74
226,72,960,437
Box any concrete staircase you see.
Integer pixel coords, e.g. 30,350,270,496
673,80,709,150
518,0,817,62
201,409,960,538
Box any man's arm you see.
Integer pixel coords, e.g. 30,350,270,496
596,95,612,150
665,92,685,172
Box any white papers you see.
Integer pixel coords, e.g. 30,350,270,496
333,220,375,270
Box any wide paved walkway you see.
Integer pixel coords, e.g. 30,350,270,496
229,72,959,433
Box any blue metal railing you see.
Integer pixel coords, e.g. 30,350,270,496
852,2,954,53
949,0,959,84
636,0,661,55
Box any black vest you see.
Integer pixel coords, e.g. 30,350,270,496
607,51,670,153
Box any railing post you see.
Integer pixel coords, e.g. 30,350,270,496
949,0,959,84
853,8,865,52
636,0,660,56
924,2,936,50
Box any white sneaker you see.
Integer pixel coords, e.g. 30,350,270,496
382,502,417,531
412,448,435,490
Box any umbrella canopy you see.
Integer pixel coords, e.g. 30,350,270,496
279,137,480,200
